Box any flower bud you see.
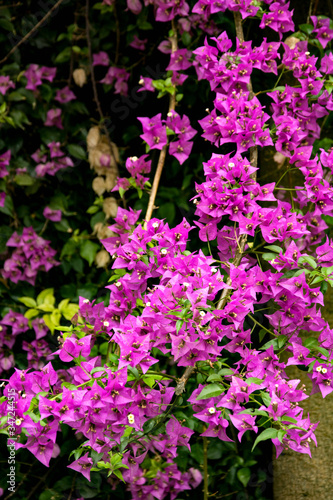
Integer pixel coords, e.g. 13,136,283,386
103,197,118,218
92,176,106,196
87,126,100,149
95,249,111,268
105,173,117,191
284,36,300,49
73,68,87,87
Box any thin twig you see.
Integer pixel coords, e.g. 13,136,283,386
175,365,196,396
203,434,209,500
85,0,117,167
113,0,120,66
144,19,178,224
4,460,37,500
0,0,66,65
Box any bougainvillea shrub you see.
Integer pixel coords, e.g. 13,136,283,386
0,0,333,498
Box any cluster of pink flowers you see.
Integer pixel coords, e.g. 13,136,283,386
113,154,151,194
1,1,333,498
31,141,74,177
100,65,130,96
2,227,59,285
0,311,50,374
24,64,57,91
138,111,196,164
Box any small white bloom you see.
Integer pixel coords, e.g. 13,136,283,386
128,413,135,424
316,366,322,372
208,407,216,414
183,282,190,288
15,418,22,426
146,302,151,307
83,299,89,304
103,321,110,327
199,311,205,318
161,249,167,255
139,79,144,85
115,281,121,287
152,222,159,228
228,162,235,167
322,368,328,374
131,156,138,161
305,51,310,55
167,112,173,117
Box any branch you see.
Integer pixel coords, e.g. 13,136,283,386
174,11,258,396
0,0,67,66
175,365,196,396
144,19,178,224
217,11,257,309
85,0,117,167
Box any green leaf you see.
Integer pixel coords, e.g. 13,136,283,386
55,46,72,64
80,240,100,266
264,245,283,253
260,391,272,407
37,303,55,312
0,194,13,216
176,320,183,333
67,144,86,160
14,174,35,186
237,467,251,487
245,377,263,385
207,374,222,382
62,304,79,321
303,337,318,349
58,299,70,313
112,469,125,481
24,309,39,319
277,429,287,444
42,314,55,333
299,23,314,34
37,289,54,306
298,255,317,269
0,18,14,31
50,309,61,326
251,428,278,451
196,383,223,400
18,296,37,308
259,329,267,343
262,253,278,261
218,368,234,376
281,415,298,424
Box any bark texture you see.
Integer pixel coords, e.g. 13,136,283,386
257,146,333,499
273,286,333,500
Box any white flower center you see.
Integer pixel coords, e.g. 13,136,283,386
128,413,135,424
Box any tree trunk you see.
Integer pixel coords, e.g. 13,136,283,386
273,286,333,499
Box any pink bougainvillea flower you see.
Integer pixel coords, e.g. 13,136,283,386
55,86,76,103
93,51,110,66
0,75,15,95
129,35,147,51
43,206,62,222
68,452,93,481
138,76,155,92
44,108,63,129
